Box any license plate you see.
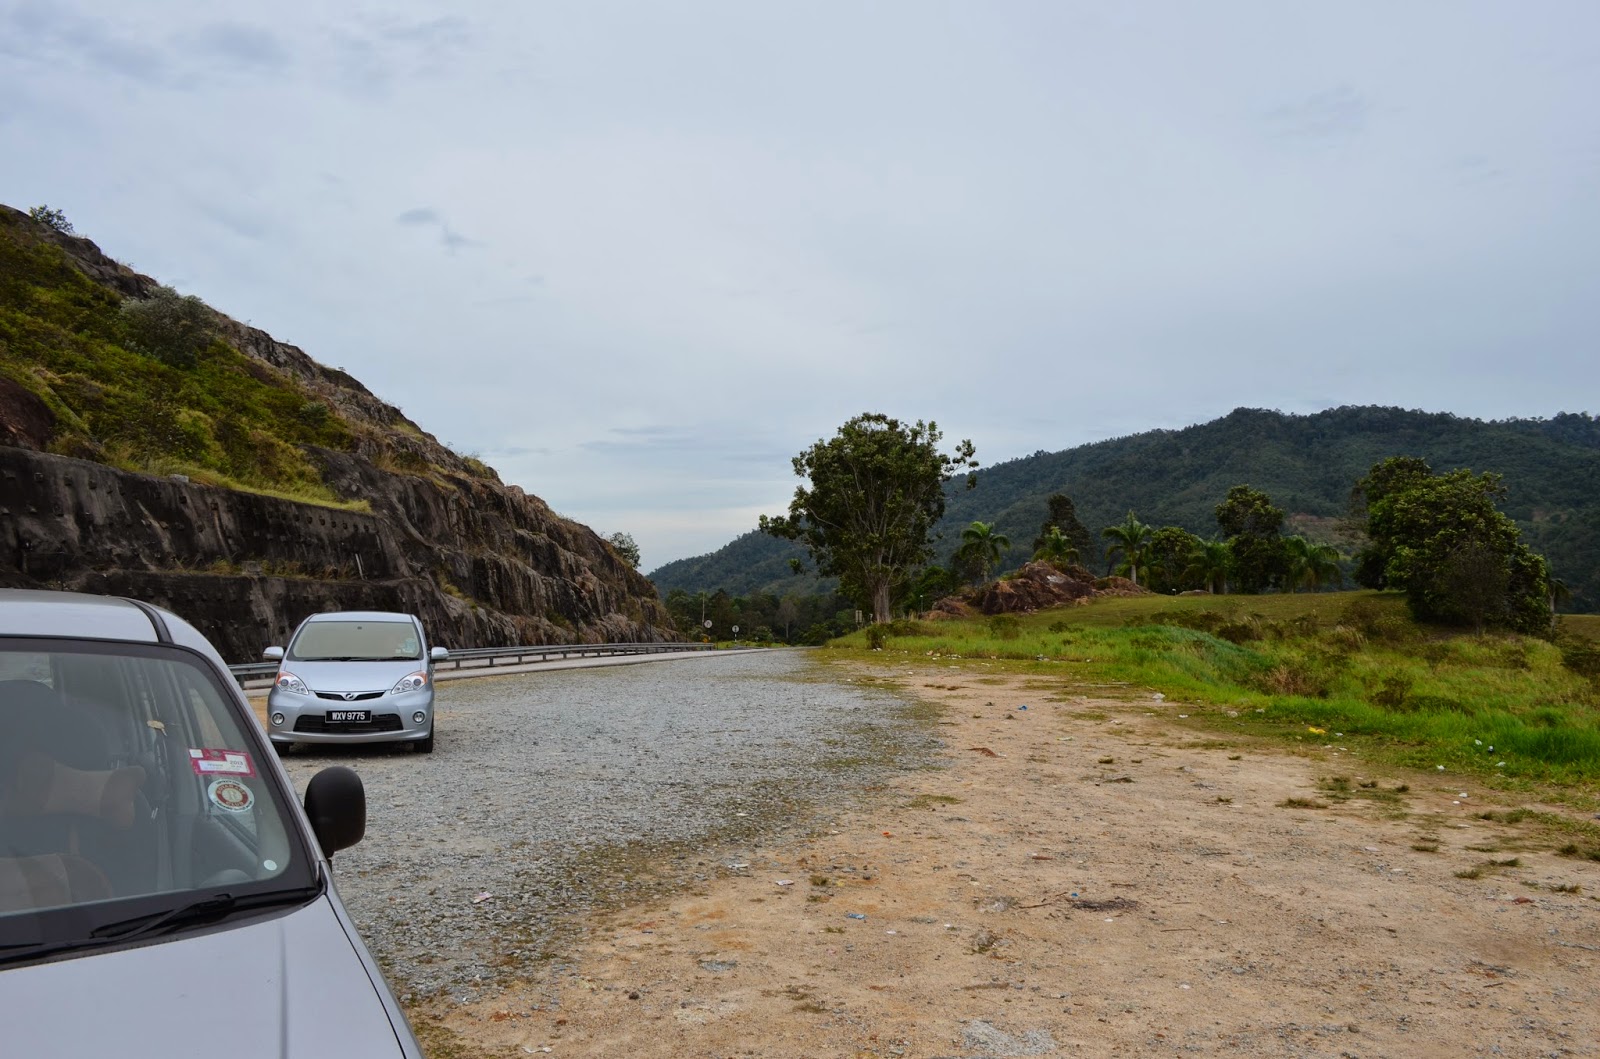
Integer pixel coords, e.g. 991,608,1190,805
326,710,372,723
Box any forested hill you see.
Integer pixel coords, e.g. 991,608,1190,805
648,406,1600,613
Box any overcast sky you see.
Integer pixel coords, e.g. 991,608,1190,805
5,2,1598,571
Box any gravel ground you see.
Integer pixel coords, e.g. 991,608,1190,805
278,650,939,1003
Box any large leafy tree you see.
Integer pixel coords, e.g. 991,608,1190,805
1101,511,1154,585
1349,455,1433,588
1144,526,1204,594
1033,493,1094,563
956,521,1011,584
761,414,977,624
1215,485,1288,594
1354,457,1551,633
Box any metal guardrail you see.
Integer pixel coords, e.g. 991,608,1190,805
228,641,719,686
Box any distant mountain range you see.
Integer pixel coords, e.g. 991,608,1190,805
647,406,1600,613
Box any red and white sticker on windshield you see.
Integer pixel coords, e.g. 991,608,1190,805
188,748,256,777
207,779,254,813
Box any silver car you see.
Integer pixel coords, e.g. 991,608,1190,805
264,612,447,754
0,588,421,1056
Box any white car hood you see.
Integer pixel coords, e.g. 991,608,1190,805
1,895,410,1058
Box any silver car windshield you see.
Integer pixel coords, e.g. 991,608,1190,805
288,620,421,662
0,641,314,938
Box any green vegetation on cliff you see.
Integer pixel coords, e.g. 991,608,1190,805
0,206,487,507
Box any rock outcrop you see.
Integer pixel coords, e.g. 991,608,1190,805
933,562,1151,617
0,206,674,659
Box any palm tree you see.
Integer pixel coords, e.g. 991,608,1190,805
1183,537,1231,594
1282,536,1343,592
1032,526,1080,567
1101,511,1153,586
958,521,1011,584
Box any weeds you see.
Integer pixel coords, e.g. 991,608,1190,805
1456,857,1522,880
829,589,1600,789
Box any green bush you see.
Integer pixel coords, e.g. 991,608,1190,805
987,615,1022,640
119,286,214,369
1216,619,1263,644
1370,672,1413,709
27,205,73,234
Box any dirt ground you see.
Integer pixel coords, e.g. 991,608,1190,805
421,663,1600,1058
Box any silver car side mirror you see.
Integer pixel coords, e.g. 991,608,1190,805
430,646,449,661
262,646,284,661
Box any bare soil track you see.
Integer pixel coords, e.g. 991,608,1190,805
419,662,1600,1058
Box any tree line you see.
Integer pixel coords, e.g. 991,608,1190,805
758,414,1556,636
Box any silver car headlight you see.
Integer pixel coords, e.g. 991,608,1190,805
391,671,428,695
276,671,310,696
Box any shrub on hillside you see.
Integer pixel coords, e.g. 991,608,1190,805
119,286,214,369
27,205,73,234
1370,672,1413,709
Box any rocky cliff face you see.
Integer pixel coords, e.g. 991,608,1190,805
0,207,674,659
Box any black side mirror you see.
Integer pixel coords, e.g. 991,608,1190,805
303,766,366,859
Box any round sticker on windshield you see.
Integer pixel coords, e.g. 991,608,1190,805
208,779,254,813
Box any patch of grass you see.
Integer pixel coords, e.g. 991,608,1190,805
1412,842,1440,852
1557,843,1600,862
411,1019,476,1059
1457,857,1523,880
827,589,1600,790
905,794,962,809
1317,776,1408,806
1479,808,1535,824
1279,797,1330,809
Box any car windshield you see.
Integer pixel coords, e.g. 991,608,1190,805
288,620,421,662
0,640,315,953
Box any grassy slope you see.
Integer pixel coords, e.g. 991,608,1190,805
827,590,1600,804
3,210,375,507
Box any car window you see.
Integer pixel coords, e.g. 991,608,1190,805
288,620,422,661
0,640,314,931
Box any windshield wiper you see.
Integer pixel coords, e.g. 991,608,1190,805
299,655,406,662
89,892,240,943
0,885,320,964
